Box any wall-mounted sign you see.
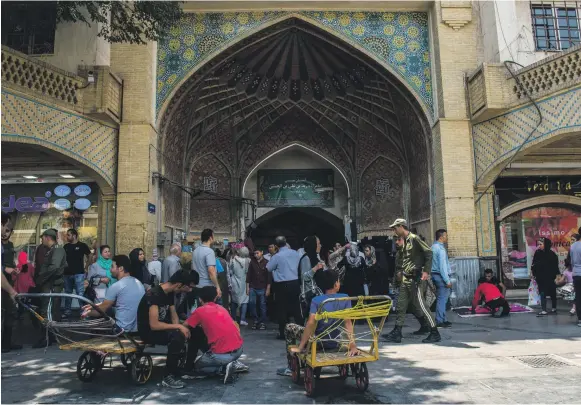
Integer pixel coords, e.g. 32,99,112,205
53,198,72,211
257,169,334,208
1,195,50,213
54,185,71,197
74,198,91,211
495,176,581,210
148,203,156,214
74,184,92,197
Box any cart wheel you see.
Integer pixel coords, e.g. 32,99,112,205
338,364,349,380
120,353,136,369
97,353,110,370
131,354,153,385
290,354,301,385
314,367,322,380
77,351,99,382
304,366,316,397
355,363,369,392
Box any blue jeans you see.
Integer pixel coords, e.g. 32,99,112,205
249,288,267,324
195,347,243,375
231,302,248,323
64,274,85,315
432,273,450,323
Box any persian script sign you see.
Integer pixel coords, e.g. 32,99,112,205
257,169,334,207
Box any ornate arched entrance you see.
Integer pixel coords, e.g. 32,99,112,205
159,17,432,241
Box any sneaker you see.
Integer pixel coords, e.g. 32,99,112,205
162,374,185,389
570,308,576,316
258,323,266,330
61,313,70,320
252,322,258,330
233,360,249,373
276,367,292,377
224,362,235,384
240,320,248,326
537,311,548,317
550,309,557,314
436,322,452,328
577,321,581,327
443,321,452,327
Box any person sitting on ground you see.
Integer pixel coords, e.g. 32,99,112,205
278,270,358,376
471,277,510,317
184,286,246,384
484,268,506,296
135,269,199,389
82,255,146,332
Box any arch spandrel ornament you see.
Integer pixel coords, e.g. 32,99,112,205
156,11,433,123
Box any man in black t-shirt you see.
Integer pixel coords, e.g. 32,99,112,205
63,229,91,318
484,268,506,296
137,270,199,389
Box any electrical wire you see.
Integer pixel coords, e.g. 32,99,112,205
474,61,543,205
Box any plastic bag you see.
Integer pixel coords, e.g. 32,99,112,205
528,279,541,306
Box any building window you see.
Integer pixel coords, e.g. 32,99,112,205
1,1,57,55
531,2,581,50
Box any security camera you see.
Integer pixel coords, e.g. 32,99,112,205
87,71,95,83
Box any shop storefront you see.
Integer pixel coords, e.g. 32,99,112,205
1,182,100,258
495,176,581,289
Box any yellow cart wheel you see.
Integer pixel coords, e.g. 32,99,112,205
131,354,153,385
355,362,369,392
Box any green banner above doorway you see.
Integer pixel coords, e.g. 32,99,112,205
257,169,334,207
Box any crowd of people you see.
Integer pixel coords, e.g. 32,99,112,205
2,210,581,390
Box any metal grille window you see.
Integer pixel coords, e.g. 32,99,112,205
1,2,57,55
531,1,581,50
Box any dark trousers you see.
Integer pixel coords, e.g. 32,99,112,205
1,290,16,349
273,280,303,336
540,290,557,311
486,297,510,315
574,276,581,321
143,329,196,376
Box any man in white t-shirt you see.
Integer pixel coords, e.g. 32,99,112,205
147,248,162,286
192,229,221,299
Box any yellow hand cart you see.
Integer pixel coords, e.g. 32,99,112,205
288,295,392,397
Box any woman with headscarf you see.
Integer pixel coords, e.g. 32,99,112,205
13,251,35,294
229,246,250,326
129,248,152,290
531,237,560,316
86,245,114,302
339,243,367,297
364,245,389,296
298,235,325,318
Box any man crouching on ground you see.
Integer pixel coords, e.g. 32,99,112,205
185,286,246,384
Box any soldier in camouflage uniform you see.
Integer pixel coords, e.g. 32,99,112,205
384,219,441,344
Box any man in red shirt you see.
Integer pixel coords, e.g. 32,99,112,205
472,277,510,317
185,286,245,384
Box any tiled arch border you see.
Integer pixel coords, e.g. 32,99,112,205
156,12,434,126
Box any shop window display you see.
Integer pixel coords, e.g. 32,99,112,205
1,183,99,259
500,206,581,289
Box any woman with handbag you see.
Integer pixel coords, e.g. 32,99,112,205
298,236,325,319
86,245,114,303
531,237,560,316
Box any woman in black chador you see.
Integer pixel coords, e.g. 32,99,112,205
531,237,560,316
339,243,367,297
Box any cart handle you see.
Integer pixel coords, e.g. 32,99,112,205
315,295,392,314
16,292,113,321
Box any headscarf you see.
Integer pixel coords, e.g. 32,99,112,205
97,249,114,285
346,242,362,267
364,245,376,267
129,248,148,283
303,236,319,268
539,237,552,252
16,251,28,272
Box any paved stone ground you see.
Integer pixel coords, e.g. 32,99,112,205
2,303,581,404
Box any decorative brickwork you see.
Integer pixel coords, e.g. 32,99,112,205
189,154,232,233
1,90,117,189
156,11,432,116
473,87,581,185
360,157,404,233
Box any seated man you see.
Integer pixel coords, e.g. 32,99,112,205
82,255,145,333
184,286,245,384
137,270,199,389
282,270,358,373
484,268,506,296
472,277,510,317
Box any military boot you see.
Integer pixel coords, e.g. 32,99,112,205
383,325,402,343
422,327,441,343
412,317,431,335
